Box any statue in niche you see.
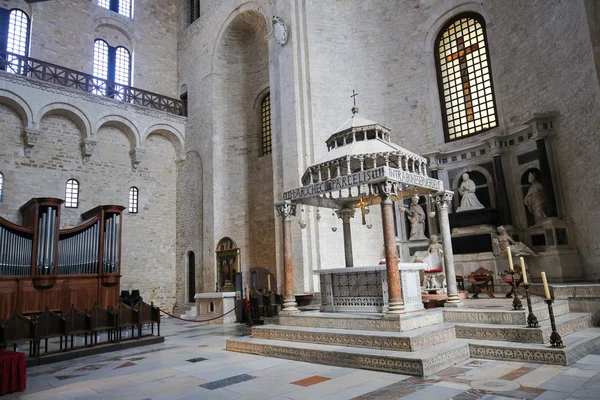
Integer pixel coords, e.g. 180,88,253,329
405,194,427,241
524,172,548,226
493,226,539,258
456,173,485,212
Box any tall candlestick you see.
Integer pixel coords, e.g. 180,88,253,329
541,271,551,300
507,246,514,270
245,284,249,299
519,257,528,284
268,274,271,291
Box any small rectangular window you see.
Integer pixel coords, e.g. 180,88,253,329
65,179,79,208
261,93,272,156
128,186,138,213
0,172,4,203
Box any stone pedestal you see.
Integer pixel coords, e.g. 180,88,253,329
195,292,237,324
314,263,426,313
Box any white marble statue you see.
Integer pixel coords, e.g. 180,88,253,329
405,194,427,241
456,173,485,212
424,234,446,293
524,172,548,226
493,226,539,257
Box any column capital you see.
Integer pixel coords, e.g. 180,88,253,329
335,207,355,222
275,200,297,220
22,127,41,158
129,146,145,169
80,139,97,164
434,190,454,210
372,181,399,200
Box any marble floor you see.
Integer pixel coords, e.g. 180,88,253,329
4,318,600,400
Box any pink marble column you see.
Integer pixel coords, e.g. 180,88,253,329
380,194,405,314
275,201,298,313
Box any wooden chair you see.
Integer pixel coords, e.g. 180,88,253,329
89,303,116,345
64,305,91,349
0,314,36,357
34,307,66,355
467,267,495,299
115,301,139,342
500,270,527,298
134,301,160,337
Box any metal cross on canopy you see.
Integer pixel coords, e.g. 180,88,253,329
351,90,359,114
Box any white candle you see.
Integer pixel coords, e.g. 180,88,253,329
519,257,528,284
507,246,514,270
267,274,271,291
541,272,551,300
245,284,249,298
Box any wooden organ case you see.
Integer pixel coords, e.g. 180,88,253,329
0,198,125,320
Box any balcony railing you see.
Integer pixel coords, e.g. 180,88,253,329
0,51,186,116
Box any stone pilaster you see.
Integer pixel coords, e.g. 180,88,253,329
336,208,355,268
275,200,299,314
22,127,41,158
435,190,463,307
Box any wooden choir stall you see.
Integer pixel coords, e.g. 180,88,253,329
0,198,124,321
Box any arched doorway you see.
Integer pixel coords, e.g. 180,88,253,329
188,251,196,303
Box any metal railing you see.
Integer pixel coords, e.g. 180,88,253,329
0,51,186,116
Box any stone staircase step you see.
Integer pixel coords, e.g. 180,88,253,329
226,336,470,377
278,309,444,332
443,300,569,325
251,323,456,352
468,327,600,365
455,313,592,343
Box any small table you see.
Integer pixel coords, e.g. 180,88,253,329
0,350,26,394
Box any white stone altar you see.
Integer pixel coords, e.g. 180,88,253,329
315,263,426,313
195,292,237,324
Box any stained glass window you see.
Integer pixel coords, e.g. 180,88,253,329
65,179,79,208
435,13,497,142
261,93,272,156
128,187,138,213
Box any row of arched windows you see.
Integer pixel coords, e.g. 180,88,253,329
64,179,139,213
0,7,495,144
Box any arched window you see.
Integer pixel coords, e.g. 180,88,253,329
92,40,131,99
128,186,138,213
65,179,79,208
0,172,4,203
98,0,132,18
261,93,272,156
0,8,30,74
435,13,497,142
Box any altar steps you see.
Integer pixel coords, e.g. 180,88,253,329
226,336,471,377
443,299,570,325
455,312,592,344
251,322,456,352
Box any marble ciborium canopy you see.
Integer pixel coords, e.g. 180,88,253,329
274,109,463,315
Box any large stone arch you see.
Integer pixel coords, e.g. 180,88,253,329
37,102,92,139
212,6,275,288
0,89,33,129
95,114,141,149
142,123,185,161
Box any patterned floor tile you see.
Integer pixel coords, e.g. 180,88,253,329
452,389,489,399
114,361,136,369
75,364,106,371
186,356,207,363
500,366,536,380
54,374,86,380
291,375,331,387
199,373,256,390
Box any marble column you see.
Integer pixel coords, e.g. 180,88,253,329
535,138,558,217
492,155,512,225
336,208,355,268
435,190,463,307
380,187,404,314
275,200,298,314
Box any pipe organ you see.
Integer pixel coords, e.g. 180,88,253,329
0,198,125,320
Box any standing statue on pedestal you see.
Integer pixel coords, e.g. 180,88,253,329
457,173,485,212
524,172,548,226
404,194,427,241
493,226,539,257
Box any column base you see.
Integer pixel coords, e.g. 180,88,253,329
444,294,464,307
281,300,299,314
385,300,406,315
